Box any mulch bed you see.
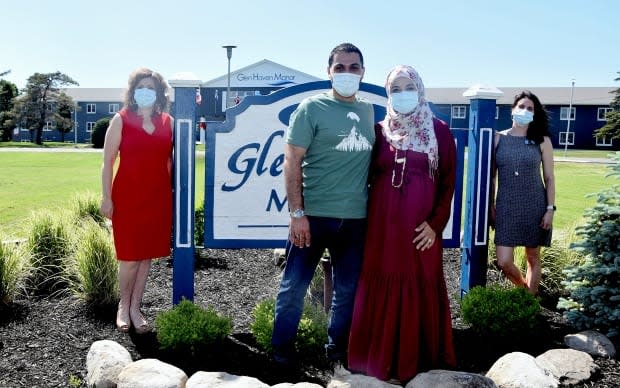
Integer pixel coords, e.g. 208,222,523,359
0,248,618,387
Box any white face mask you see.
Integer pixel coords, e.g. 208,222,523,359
134,88,157,108
389,91,419,114
513,108,534,126
331,73,361,98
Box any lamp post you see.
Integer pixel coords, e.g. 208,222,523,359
563,79,575,157
222,45,237,109
73,102,78,147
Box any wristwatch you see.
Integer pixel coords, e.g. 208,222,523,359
290,209,305,218
546,205,557,211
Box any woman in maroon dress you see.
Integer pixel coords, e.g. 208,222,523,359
348,65,456,383
100,68,173,333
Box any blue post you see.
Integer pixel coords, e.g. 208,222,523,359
170,83,199,304
460,85,503,297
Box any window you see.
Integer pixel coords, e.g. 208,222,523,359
109,104,120,114
86,104,96,114
495,106,499,119
596,136,613,146
86,122,96,132
560,107,575,120
43,121,54,131
452,105,466,119
598,107,612,121
559,131,575,145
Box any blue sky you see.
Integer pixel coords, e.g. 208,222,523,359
2,0,619,90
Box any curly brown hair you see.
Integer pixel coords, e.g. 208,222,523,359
123,68,169,114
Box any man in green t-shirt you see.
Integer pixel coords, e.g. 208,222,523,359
272,43,375,366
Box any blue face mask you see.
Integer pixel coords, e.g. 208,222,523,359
513,108,534,126
134,88,157,108
389,91,419,114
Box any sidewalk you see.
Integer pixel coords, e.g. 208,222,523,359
0,147,615,163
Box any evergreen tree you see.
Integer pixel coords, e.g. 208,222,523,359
0,79,18,141
54,92,77,142
558,152,620,337
11,72,78,145
595,71,620,140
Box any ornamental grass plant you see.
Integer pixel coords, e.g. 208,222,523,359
0,238,26,304
70,220,118,305
25,211,73,296
70,191,106,227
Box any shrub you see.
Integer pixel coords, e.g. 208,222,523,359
194,200,204,246
558,152,620,338
251,297,328,361
155,299,232,353
90,117,111,149
71,191,106,227
0,240,26,304
70,221,118,305
461,285,540,337
25,211,73,296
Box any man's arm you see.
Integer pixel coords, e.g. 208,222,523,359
284,143,310,247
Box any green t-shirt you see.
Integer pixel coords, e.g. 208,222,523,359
286,92,375,218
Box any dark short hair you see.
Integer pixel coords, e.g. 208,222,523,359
123,68,169,114
328,43,364,67
512,90,550,144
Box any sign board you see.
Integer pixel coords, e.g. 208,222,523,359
204,81,464,248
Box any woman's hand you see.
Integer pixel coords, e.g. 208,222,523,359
413,221,436,251
540,210,554,230
100,198,114,219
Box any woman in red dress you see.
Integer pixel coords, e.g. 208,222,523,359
348,65,456,383
100,68,173,333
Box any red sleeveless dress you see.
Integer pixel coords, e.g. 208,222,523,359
111,108,173,260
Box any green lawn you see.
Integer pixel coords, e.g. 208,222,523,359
0,149,613,238
0,151,205,237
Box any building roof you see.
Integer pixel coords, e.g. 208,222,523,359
61,84,615,107
63,88,125,102
426,87,615,106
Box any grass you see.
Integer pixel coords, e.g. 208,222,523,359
0,148,611,238
0,151,205,237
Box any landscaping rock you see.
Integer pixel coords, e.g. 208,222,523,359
407,369,497,387
86,339,133,388
486,352,558,388
536,348,598,386
564,330,617,358
117,358,187,388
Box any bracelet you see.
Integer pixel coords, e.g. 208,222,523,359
546,205,557,211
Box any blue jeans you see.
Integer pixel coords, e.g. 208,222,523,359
271,216,367,362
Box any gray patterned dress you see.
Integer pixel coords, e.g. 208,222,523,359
494,133,551,247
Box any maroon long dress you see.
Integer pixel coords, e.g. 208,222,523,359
111,108,173,260
348,118,457,382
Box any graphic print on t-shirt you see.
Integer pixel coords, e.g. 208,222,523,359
335,112,373,152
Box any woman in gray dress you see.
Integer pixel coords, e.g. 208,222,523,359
491,91,555,295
